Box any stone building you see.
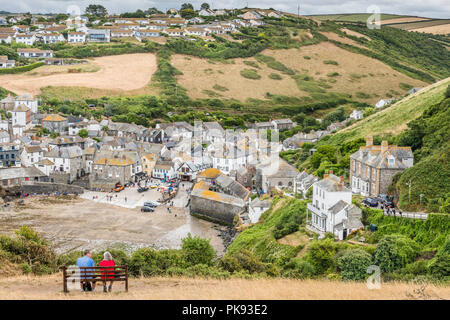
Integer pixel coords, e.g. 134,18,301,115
350,136,414,197
90,154,135,190
42,114,68,133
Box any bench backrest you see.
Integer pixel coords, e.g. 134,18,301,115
62,265,129,292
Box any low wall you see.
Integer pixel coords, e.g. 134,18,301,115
21,182,84,195
190,195,244,226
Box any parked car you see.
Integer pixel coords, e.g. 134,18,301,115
138,187,149,193
363,198,378,207
141,206,154,212
144,201,159,207
113,183,124,192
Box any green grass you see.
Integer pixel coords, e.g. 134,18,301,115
309,13,418,22
243,60,260,69
227,197,307,264
212,84,229,92
323,60,339,66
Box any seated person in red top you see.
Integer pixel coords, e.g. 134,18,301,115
99,251,116,292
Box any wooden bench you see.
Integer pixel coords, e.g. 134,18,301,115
63,265,128,293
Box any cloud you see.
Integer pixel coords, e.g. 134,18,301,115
0,0,448,18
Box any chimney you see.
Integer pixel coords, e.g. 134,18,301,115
366,135,373,147
381,140,388,153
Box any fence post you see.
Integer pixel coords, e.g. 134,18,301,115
125,265,129,292
63,266,67,293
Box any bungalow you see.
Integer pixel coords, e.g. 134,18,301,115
241,11,263,20
268,11,284,18
206,26,226,35
165,29,184,37
87,29,110,42
0,55,15,68
15,33,36,45
135,30,161,40
199,9,216,17
248,198,271,223
12,25,30,33
41,32,65,44
375,98,395,109
0,17,7,25
165,18,186,26
0,34,12,44
17,48,53,58
67,32,86,43
349,109,363,120
188,17,205,24
184,27,209,37
110,29,135,38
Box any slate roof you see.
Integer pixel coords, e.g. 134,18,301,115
315,174,350,193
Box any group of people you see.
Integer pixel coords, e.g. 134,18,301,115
76,249,116,293
380,204,402,217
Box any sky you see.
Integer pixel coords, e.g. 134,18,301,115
0,0,449,19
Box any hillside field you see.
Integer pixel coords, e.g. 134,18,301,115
319,77,450,145
171,42,426,103
0,53,158,97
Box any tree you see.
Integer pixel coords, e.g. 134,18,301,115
337,249,372,280
78,129,88,138
374,235,420,273
180,3,194,11
181,233,216,266
201,3,210,10
85,4,108,17
180,9,196,19
310,145,337,169
147,7,162,15
446,85,450,99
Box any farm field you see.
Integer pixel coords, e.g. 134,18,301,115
171,42,426,103
0,274,448,300
410,24,450,35
0,53,158,96
385,19,450,31
308,13,417,22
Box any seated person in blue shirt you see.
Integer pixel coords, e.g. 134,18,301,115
76,249,96,292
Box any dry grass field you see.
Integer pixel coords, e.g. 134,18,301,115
0,274,448,300
171,54,303,101
410,24,450,35
380,17,431,25
172,42,426,103
0,53,158,96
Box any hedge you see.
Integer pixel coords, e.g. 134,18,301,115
0,62,45,74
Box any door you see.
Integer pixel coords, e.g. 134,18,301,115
343,229,348,239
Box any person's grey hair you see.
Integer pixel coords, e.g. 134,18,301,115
103,251,113,261
84,249,91,256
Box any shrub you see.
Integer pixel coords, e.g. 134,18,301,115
282,258,316,278
181,234,216,266
323,60,338,65
337,248,372,280
374,235,420,273
0,62,44,74
269,73,282,80
240,68,261,80
327,72,340,77
428,238,450,279
305,239,339,274
129,248,184,276
212,84,229,92
243,60,260,69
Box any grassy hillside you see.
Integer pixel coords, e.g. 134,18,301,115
308,13,415,22
319,78,450,146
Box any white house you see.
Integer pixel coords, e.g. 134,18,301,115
15,94,38,114
375,98,395,109
15,33,36,45
307,172,363,240
17,48,53,58
349,109,363,120
199,9,216,17
0,55,15,68
41,33,65,44
87,29,110,42
67,32,86,43
152,160,177,180
0,34,12,44
21,145,44,167
248,198,271,223
165,29,184,37
34,159,54,176
11,104,31,128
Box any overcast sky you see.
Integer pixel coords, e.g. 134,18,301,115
1,0,449,19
